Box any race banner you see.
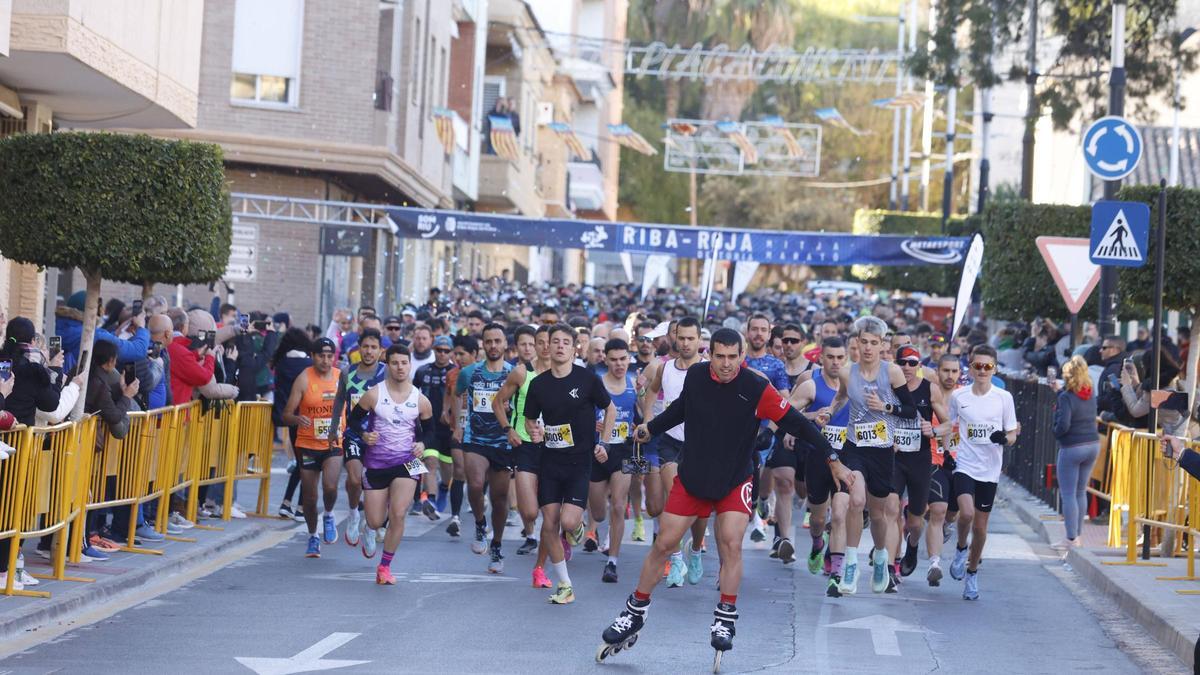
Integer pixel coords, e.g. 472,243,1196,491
387,207,970,267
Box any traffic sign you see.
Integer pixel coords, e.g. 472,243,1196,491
1089,200,1149,267
1036,237,1101,314
227,218,260,283
1082,116,1143,181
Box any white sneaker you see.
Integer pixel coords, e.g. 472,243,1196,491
16,567,37,586
34,548,51,561
228,504,247,519
1,571,24,591
169,512,195,529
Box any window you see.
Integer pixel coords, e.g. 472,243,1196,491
230,0,304,107
482,77,505,116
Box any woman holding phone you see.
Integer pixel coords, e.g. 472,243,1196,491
1048,356,1098,551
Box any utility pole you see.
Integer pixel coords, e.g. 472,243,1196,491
889,0,906,209
977,0,996,213
941,86,957,231
1098,0,1127,336
1020,0,1038,200
901,0,917,211
920,0,938,212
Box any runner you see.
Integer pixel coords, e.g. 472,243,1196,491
926,353,962,586
325,328,389,553
491,325,549,587
744,315,792,544
347,343,434,584
589,338,641,583
781,323,812,388
442,335,478,537
281,337,343,558
947,345,1018,600
783,338,850,592
890,345,949,586
453,323,514,573
524,323,615,604
596,328,853,670
830,316,918,595
641,317,707,587
414,335,456,517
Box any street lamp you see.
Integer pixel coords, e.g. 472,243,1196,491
1170,27,1198,186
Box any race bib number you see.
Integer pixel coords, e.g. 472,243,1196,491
313,417,332,440
853,421,891,448
472,390,496,413
404,457,428,477
894,427,923,452
822,425,847,450
349,392,363,409
965,423,994,443
544,423,575,449
609,422,630,444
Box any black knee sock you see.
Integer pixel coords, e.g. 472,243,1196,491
283,469,301,503
451,481,465,516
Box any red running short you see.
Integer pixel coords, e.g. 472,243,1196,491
664,476,753,518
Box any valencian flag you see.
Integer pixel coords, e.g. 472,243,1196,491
608,123,658,155
715,121,758,164
489,114,521,160
669,121,698,135
432,107,455,155
814,107,869,136
872,92,925,110
547,122,589,160
760,115,803,158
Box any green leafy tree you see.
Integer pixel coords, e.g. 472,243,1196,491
0,132,231,415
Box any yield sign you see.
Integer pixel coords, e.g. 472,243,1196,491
1036,237,1101,314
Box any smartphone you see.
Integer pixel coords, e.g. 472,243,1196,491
1046,366,1057,381
0,360,11,381
190,330,209,351
148,342,162,359
131,299,143,316
238,313,250,331
48,335,62,359
123,363,136,386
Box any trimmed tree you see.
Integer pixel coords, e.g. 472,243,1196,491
0,132,231,416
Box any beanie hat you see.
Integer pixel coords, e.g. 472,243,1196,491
67,291,87,312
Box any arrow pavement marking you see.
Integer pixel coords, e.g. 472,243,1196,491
235,632,369,675
826,614,931,656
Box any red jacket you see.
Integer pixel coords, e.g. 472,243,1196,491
168,335,215,404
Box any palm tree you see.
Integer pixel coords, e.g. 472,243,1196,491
701,0,795,121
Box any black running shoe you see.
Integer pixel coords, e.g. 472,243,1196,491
886,569,899,594
769,537,782,559
602,561,618,583
517,537,538,555
900,539,919,577
826,574,842,598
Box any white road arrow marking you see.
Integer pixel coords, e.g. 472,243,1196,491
826,614,930,656
1086,126,1108,156
235,632,369,675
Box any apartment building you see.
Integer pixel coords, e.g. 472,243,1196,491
0,0,203,329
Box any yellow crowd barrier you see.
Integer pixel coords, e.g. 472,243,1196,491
2,400,275,600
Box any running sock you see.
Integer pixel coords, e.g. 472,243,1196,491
720,593,737,605
957,544,968,552
551,559,572,587
844,545,857,566
634,590,651,602
929,555,941,566
380,550,395,569
830,552,845,575
450,482,464,516
773,522,782,540
608,556,618,566
811,532,825,553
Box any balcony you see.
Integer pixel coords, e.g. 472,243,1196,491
478,151,544,217
568,159,605,213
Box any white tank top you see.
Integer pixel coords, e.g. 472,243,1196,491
661,357,690,442
365,383,421,469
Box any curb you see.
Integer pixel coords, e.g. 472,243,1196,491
1000,476,1196,670
0,519,291,642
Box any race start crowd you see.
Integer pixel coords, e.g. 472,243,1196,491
5,277,1195,666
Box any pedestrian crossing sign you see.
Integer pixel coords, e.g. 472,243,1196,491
1089,200,1149,268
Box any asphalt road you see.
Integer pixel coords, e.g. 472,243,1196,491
0,494,1186,674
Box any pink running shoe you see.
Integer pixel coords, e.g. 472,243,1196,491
376,565,396,585
532,565,552,588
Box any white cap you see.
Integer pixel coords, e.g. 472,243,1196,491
647,321,670,339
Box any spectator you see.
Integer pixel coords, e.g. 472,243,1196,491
1128,326,1151,352
271,327,313,520
56,291,150,374
145,314,174,409
1,317,63,426
1096,336,1141,427
1022,319,1059,375
166,311,215,404
101,298,126,333
1119,350,1188,436
1049,356,1099,550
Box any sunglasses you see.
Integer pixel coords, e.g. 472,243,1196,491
781,337,802,345
434,347,452,353
386,325,402,330
898,358,920,367
637,336,653,343
971,362,995,372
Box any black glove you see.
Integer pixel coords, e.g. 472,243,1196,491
989,430,1008,446
755,426,775,451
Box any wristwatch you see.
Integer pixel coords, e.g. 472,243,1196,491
885,403,894,415
826,451,840,464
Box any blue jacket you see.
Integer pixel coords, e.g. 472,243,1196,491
55,307,149,373
1053,388,1098,447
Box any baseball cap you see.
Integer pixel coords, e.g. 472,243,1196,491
384,315,403,327
433,335,453,349
896,345,921,361
647,321,670,340
929,333,948,345
402,308,417,317
313,337,337,355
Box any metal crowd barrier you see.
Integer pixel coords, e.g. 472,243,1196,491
1,401,275,600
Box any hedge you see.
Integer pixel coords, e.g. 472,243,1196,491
0,131,231,285
1115,184,1200,318
851,209,977,296
978,200,1094,321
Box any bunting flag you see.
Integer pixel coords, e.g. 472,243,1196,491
715,121,758,164
760,115,804,158
488,114,521,160
669,121,698,135
871,92,925,110
608,123,658,156
814,107,869,136
547,122,590,160
432,107,455,155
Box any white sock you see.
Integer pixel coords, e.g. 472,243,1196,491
929,555,940,566
324,509,333,517
551,559,571,587
845,545,858,565
608,556,618,566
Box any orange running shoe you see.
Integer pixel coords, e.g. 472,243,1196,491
532,565,551,588
90,534,121,552
376,565,396,585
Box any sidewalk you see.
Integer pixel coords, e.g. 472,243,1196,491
0,446,297,642
1001,476,1200,669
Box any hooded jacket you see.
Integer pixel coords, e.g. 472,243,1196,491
55,306,149,373
167,335,215,404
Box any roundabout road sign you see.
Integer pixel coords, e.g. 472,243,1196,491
1082,115,1143,181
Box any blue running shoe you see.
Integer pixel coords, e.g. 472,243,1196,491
838,561,858,595
305,535,321,558
666,553,686,588
322,513,337,544
435,486,449,514
963,570,979,600
950,547,969,581
871,548,889,593
686,550,703,585
81,545,110,561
